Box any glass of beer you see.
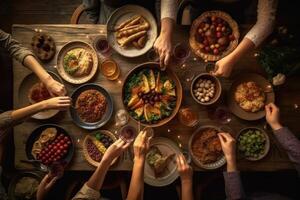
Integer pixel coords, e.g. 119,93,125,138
100,59,120,80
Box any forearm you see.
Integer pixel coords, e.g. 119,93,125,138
11,102,45,121
23,55,52,85
160,18,173,38
86,159,110,191
226,157,237,172
127,158,145,200
181,180,193,200
227,38,255,64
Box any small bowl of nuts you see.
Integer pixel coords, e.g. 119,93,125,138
191,73,222,105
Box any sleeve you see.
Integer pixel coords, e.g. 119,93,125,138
223,171,246,200
0,29,35,65
274,127,300,175
83,0,100,24
160,0,177,20
244,0,278,47
0,111,24,142
72,183,101,200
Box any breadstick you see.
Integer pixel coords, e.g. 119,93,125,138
114,15,140,31
121,31,146,47
124,16,142,28
117,23,149,38
137,35,147,48
119,24,139,32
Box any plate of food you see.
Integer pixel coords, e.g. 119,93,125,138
237,127,270,161
107,5,157,57
8,172,43,200
70,84,113,130
18,71,63,120
189,125,226,169
228,73,275,121
122,62,182,127
56,41,98,84
189,10,239,61
82,130,118,167
25,124,74,167
144,137,180,187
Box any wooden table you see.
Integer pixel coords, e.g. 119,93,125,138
13,24,300,171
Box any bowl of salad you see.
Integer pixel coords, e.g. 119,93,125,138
237,127,270,161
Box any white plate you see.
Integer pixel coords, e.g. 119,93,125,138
107,5,158,57
144,137,180,187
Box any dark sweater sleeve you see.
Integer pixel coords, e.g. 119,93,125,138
83,0,100,24
223,171,246,200
274,127,300,175
0,29,34,65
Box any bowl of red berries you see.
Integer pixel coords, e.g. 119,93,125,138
26,124,74,168
189,10,239,61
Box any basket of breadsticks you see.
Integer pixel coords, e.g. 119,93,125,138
107,5,158,57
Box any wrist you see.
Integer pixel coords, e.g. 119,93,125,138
270,122,283,131
181,177,193,184
134,156,145,164
226,158,237,172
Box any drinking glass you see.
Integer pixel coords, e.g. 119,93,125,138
93,36,112,57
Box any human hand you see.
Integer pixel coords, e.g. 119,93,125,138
265,103,282,130
41,96,71,110
36,174,58,200
212,55,235,78
133,131,152,162
45,77,66,96
218,132,236,162
101,139,131,164
176,154,193,183
154,32,172,69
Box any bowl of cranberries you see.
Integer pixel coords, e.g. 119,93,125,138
26,124,74,168
189,10,239,61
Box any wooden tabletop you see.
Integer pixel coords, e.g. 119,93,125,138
12,24,300,171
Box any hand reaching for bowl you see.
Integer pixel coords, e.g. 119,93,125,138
265,103,282,131
212,55,235,78
176,154,193,183
45,76,67,96
133,131,152,162
36,173,58,200
40,96,71,111
102,139,131,164
218,132,237,172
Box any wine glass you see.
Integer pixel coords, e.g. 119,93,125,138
173,43,191,65
115,109,129,128
178,107,199,127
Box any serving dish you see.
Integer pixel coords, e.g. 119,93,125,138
56,41,98,84
189,10,239,61
25,124,74,168
70,83,113,130
237,127,270,161
144,137,180,187
189,125,226,169
8,171,43,200
191,73,222,105
18,71,63,120
122,62,182,127
228,73,275,121
107,5,157,57
82,130,118,167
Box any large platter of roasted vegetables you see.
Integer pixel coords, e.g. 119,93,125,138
107,5,157,57
122,62,182,127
